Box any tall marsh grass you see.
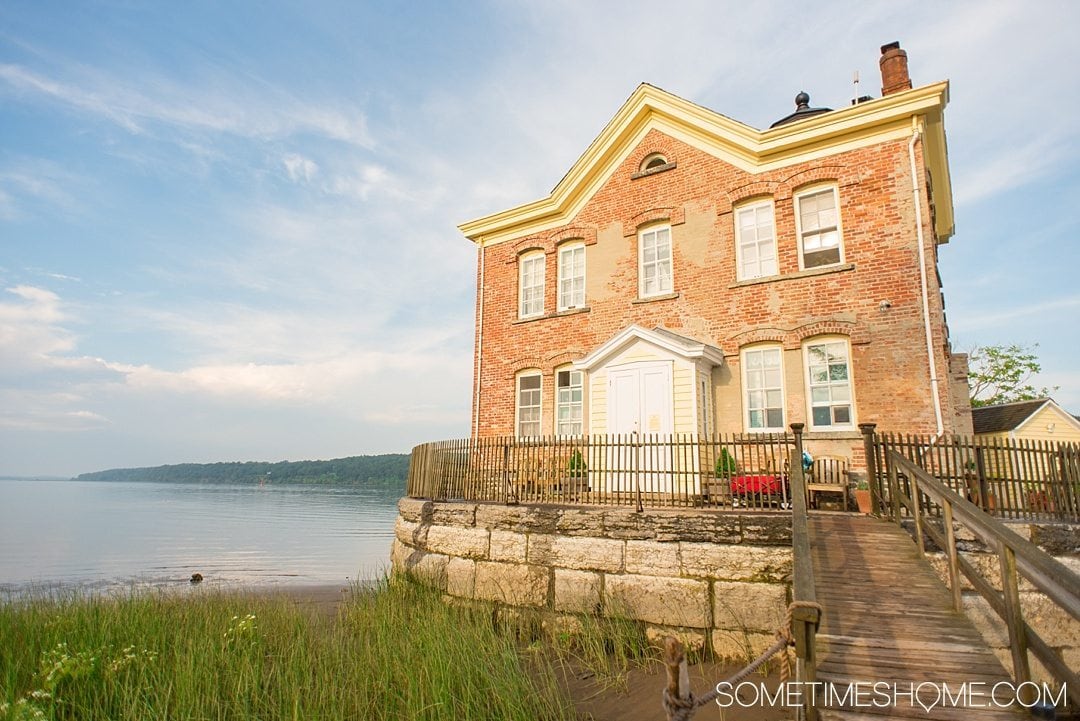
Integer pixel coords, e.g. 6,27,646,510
0,577,576,721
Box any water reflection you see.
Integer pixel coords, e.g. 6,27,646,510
0,479,401,592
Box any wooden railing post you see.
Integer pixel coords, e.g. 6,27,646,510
910,469,925,557
633,432,643,513
998,542,1033,693
789,449,820,721
860,423,879,515
662,637,691,720
887,451,901,524
974,445,989,513
942,499,962,611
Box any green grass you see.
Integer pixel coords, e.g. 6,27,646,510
0,577,578,721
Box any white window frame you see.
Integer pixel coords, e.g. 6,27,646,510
795,185,844,270
518,251,545,318
741,345,786,432
516,371,542,437
803,338,856,430
555,367,584,436
734,199,778,281
557,242,586,311
638,224,673,298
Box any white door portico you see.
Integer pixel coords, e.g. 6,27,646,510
573,325,724,492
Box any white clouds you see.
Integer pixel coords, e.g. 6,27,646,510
282,153,319,183
325,164,391,201
0,286,73,361
0,62,375,149
956,295,1080,332
0,161,82,219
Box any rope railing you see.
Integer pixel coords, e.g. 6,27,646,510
661,443,824,721
660,599,823,721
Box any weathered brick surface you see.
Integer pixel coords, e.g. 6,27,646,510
471,127,967,446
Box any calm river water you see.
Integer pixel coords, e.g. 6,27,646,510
0,479,400,593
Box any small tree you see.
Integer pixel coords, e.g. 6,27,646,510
714,448,737,477
968,343,1058,407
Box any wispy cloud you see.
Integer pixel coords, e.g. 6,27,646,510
283,153,318,183
0,63,375,149
956,295,1080,331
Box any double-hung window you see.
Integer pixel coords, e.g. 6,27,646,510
557,243,586,311
735,201,777,280
743,346,785,431
796,186,843,269
519,252,545,318
805,340,853,428
638,225,672,297
555,369,583,435
516,373,542,436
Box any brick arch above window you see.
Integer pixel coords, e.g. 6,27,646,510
725,181,783,209
793,320,866,345
509,360,546,377
727,327,788,349
629,137,678,168
547,226,598,247
545,350,586,367
507,238,549,262
780,164,855,195
623,206,685,237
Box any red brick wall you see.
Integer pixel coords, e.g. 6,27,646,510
472,128,963,438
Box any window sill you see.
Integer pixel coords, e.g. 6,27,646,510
632,292,680,305
512,306,591,325
729,263,855,289
631,161,677,180
802,430,861,441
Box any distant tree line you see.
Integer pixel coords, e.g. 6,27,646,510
76,454,409,487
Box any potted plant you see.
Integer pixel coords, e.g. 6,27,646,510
853,479,872,514
566,449,588,493
715,448,737,478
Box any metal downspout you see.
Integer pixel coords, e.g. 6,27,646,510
909,124,945,439
473,241,485,437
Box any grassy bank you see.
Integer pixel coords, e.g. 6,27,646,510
0,578,593,721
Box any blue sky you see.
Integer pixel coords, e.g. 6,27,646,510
1,1,1078,477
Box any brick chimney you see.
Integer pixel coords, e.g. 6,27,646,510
879,41,912,95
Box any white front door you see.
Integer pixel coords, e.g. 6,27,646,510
607,363,673,491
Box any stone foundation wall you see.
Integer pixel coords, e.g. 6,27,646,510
923,521,1080,685
391,498,792,660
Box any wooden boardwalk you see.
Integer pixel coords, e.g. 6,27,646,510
809,514,1025,720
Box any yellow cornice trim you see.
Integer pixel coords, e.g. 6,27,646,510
461,81,952,246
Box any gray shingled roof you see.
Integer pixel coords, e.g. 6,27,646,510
971,399,1050,434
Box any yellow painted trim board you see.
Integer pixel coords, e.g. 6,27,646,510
461,82,953,247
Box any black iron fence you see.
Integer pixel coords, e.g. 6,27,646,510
407,428,1080,522
867,429,1080,524
407,433,796,511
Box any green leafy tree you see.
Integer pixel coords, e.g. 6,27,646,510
968,344,1058,407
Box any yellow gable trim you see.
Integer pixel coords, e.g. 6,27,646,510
460,81,953,247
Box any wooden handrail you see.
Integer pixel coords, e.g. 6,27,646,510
885,450,1080,706
788,447,820,721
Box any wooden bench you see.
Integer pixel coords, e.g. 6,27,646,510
806,455,849,509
